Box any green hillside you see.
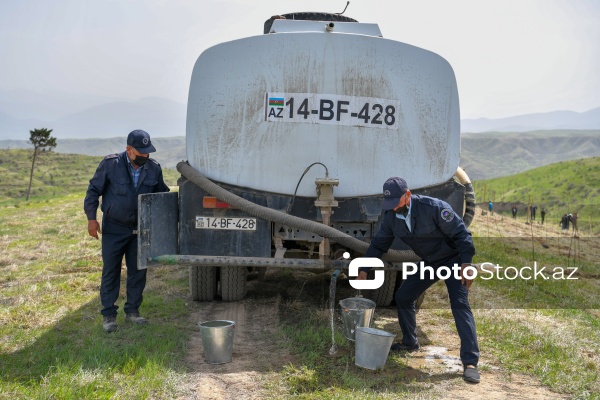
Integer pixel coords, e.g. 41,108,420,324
461,130,600,180
473,156,600,229
0,149,180,204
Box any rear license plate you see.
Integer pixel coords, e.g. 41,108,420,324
195,216,257,230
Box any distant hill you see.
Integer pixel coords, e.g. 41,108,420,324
0,87,598,140
0,136,186,170
0,149,181,203
3,129,600,177
472,157,600,230
460,130,600,180
461,108,600,133
0,96,186,140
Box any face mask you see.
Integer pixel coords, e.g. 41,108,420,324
393,191,411,215
132,154,149,166
394,205,409,215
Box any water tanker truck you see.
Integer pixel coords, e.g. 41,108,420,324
137,12,475,306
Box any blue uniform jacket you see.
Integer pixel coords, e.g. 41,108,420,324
84,152,170,227
364,195,475,266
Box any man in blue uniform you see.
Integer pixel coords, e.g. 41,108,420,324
356,177,480,383
84,130,170,333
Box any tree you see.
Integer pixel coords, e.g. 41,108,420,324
26,128,57,201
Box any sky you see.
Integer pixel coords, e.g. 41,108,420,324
0,0,599,119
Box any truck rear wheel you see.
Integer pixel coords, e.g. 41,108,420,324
189,266,218,301
220,266,248,301
367,269,397,306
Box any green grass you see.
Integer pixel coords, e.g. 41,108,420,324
1,150,599,398
473,156,600,234
0,191,192,399
0,149,180,205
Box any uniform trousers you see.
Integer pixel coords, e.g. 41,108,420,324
395,256,480,366
99,218,146,317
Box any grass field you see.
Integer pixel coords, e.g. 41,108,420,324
0,150,599,398
473,156,600,235
0,149,180,204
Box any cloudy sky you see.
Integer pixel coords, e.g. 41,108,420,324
0,0,599,119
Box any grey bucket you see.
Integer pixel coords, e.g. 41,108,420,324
199,320,235,364
339,297,376,341
355,327,396,370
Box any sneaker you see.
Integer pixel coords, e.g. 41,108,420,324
125,313,148,325
390,342,420,352
463,365,480,383
103,316,118,333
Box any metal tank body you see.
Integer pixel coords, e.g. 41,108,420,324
186,20,460,197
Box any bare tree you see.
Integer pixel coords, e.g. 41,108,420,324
26,128,57,201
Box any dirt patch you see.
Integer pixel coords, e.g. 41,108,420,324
180,293,293,399
176,267,572,399
389,345,567,399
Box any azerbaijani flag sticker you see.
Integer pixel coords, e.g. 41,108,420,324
268,97,284,107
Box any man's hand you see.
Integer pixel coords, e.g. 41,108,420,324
356,271,368,280
460,263,474,290
88,220,101,239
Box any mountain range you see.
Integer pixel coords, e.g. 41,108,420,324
2,130,600,179
461,108,600,132
0,89,598,140
0,93,186,140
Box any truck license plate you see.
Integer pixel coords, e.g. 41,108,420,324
265,92,400,129
195,216,257,230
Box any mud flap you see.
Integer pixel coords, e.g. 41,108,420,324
138,192,179,270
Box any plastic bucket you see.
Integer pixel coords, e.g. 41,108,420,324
355,327,396,370
199,320,235,364
339,297,376,341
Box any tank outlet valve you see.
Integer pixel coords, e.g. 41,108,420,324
314,178,339,208
325,22,335,32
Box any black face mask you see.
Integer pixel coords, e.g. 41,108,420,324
132,154,149,166
394,205,409,216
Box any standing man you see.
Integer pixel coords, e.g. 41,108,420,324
84,130,170,333
356,177,480,383
540,208,546,225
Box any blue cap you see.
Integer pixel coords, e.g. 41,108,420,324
127,129,156,153
381,177,408,210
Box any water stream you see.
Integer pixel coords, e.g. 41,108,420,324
328,269,341,355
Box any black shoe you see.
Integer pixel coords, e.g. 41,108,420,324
125,313,148,325
463,365,480,383
390,342,420,352
103,316,117,333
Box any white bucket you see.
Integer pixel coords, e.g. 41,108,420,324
355,327,396,370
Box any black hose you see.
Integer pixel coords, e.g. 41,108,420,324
177,161,418,262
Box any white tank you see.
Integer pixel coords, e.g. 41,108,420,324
186,19,460,197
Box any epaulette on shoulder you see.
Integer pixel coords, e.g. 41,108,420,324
149,158,161,166
104,153,119,160
415,195,438,207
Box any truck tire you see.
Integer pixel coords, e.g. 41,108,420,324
366,269,397,306
220,266,248,301
189,265,218,301
264,12,358,34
